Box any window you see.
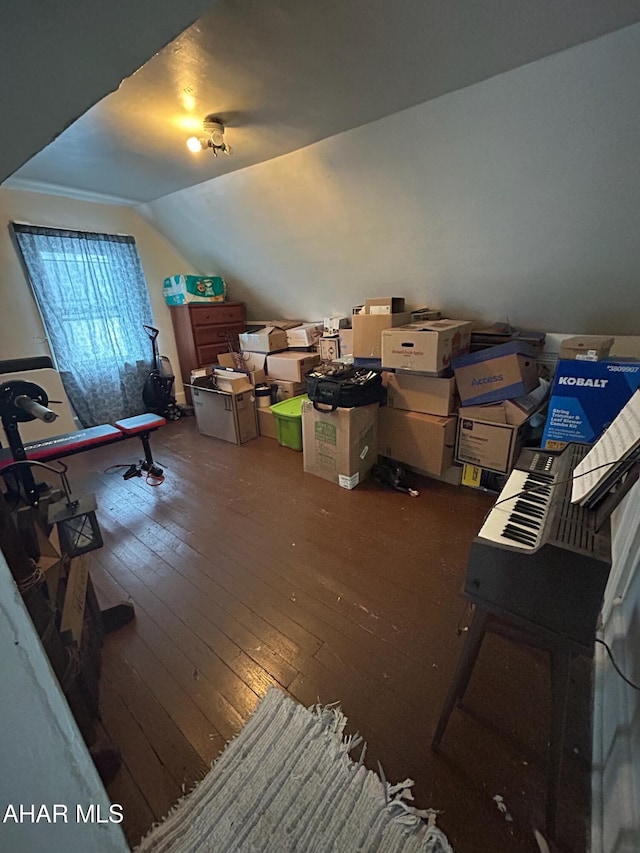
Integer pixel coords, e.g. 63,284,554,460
12,224,154,427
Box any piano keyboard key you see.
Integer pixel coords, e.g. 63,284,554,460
477,466,556,550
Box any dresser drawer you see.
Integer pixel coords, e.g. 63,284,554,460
190,304,245,326
193,323,245,347
197,342,239,365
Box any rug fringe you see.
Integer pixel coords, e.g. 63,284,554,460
308,696,454,851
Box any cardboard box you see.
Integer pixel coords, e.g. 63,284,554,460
382,319,473,374
559,335,614,362
339,328,353,355
459,378,549,425
249,319,303,330
352,312,412,359
541,359,640,450
268,378,308,401
257,407,278,440
456,415,528,474
319,336,340,362
266,351,320,382
383,371,458,416
302,400,378,489
163,275,225,305
211,369,254,394
239,326,289,353
188,382,258,444
364,297,406,315
217,351,266,386
453,341,540,405
378,407,456,477
286,323,324,348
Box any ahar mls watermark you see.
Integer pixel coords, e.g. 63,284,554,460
2,804,124,824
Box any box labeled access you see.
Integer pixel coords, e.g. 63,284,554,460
541,359,640,450
453,341,539,405
382,319,472,374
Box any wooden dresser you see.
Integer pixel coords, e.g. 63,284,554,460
169,302,246,400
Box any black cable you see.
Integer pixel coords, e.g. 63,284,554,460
595,638,640,690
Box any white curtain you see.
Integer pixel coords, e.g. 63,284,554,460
13,224,154,427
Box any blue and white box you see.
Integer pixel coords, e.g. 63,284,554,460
542,359,640,450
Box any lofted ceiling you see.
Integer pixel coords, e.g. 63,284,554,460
5,0,640,205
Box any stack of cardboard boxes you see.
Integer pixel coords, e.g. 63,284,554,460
452,341,548,488
378,318,474,481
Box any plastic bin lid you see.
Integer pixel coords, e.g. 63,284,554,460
270,394,308,418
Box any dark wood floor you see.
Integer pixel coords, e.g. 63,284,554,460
65,418,592,852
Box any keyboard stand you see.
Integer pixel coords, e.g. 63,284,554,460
432,601,592,840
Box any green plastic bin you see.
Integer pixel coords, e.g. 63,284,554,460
270,394,308,451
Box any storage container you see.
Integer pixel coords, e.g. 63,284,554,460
270,395,308,451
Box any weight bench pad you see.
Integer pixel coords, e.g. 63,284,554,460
114,414,166,435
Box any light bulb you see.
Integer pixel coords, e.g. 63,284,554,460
186,136,203,153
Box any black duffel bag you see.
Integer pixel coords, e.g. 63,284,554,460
305,364,383,411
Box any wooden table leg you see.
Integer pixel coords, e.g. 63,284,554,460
432,606,489,748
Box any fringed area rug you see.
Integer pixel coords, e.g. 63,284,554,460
135,687,453,853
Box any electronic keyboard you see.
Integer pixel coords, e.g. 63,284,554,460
465,444,612,646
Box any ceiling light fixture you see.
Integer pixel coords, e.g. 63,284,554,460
186,115,232,157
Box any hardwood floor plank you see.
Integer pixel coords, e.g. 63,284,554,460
57,422,591,853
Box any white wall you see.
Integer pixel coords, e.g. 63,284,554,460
0,187,195,405
139,23,640,335
592,480,640,853
0,552,128,852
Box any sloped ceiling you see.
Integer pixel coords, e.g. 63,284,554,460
0,0,215,185
5,0,640,204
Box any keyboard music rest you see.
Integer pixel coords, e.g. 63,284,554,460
465,444,612,648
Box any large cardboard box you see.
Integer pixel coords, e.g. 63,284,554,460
352,312,412,359
383,371,458,416
239,326,289,353
559,336,614,362
378,407,456,477
188,382,258,445
453,341,539,405
541,359,640,450
302,401,378,489
266,351,320,382
381,319,473,374
455,415,528,474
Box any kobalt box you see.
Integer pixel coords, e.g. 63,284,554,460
541,359,640,450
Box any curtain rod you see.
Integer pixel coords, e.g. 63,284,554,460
11,220,134,239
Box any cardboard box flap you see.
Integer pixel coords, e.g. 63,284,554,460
452,340,538,369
